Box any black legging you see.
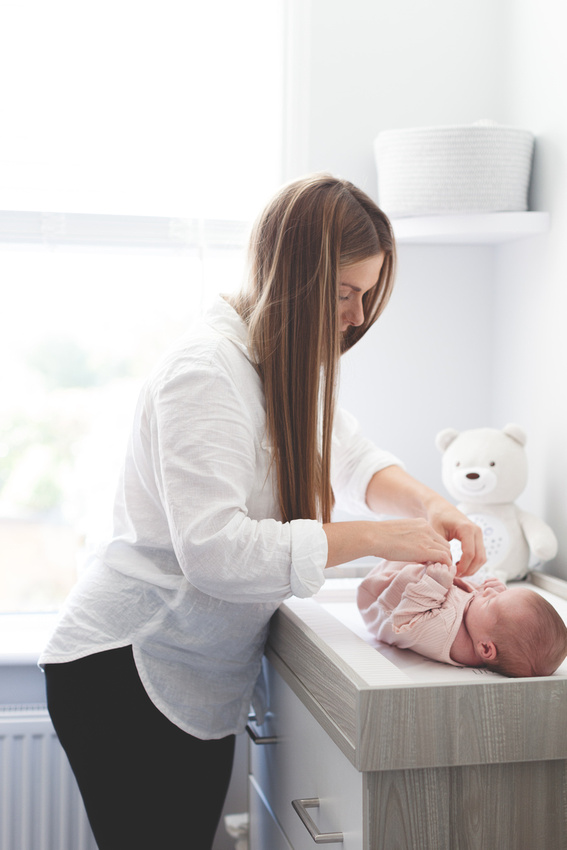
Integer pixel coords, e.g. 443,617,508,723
45,646,235,850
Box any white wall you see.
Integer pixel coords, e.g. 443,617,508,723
339,245,496,495
491,0,567,579
301,0,511,197
292,0,514,489
290,0,567,578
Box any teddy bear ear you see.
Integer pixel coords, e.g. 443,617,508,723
503,423,527,446
435,428,459,452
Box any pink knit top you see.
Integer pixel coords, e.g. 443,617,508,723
356,561,478,666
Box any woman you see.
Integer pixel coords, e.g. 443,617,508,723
41,174,485,849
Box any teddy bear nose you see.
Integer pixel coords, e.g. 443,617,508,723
466,473,480,480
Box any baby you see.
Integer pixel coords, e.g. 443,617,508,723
357,561,567,678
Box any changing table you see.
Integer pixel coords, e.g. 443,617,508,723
248,570,567,849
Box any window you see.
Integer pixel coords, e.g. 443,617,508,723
1,0,286,612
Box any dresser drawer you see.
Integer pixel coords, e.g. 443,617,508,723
249,660,363,850
249,774,293,850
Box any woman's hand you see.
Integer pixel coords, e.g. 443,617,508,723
425,501,486,577
365,466,486,577
323,518,452,570
367,518,453,565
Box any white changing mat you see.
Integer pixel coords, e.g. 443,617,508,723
316,578,567,685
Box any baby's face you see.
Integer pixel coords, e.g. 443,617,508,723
465,586,530,643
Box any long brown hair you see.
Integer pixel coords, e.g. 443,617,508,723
229,174,396,523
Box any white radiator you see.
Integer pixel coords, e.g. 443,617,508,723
0,705,97,850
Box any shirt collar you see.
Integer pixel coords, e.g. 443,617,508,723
204,296,253,362
204,297,248,344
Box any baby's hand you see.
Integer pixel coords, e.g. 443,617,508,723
480,576,507,593
425,561,456,589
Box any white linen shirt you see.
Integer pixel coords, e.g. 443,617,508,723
40,297,402,739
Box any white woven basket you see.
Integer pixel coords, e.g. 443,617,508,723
374,121,534,218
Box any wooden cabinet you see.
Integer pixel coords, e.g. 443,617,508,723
248,572,567,849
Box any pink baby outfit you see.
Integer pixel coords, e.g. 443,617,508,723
356,561,477,666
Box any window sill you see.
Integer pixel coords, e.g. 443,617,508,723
0,613,58,665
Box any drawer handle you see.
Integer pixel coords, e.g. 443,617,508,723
291,798,343,844
245,713,278,745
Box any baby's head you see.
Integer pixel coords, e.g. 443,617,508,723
465,586,567,677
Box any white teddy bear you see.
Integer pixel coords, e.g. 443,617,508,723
436,423,558,582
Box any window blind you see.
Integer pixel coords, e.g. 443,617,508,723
0,211,250,252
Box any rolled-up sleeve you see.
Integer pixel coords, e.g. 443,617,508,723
146,360,327,604
331,407,404,517
289,519,328,596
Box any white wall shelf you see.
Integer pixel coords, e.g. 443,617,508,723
392,211,550,245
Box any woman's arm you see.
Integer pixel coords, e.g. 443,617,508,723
365,465,486,576
327,413,465,569
147,361,327,603
323,466,485,574
322,517,453,569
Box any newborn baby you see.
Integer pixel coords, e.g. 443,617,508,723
357,561,567,678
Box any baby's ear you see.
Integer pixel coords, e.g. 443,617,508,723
478,641,497,662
